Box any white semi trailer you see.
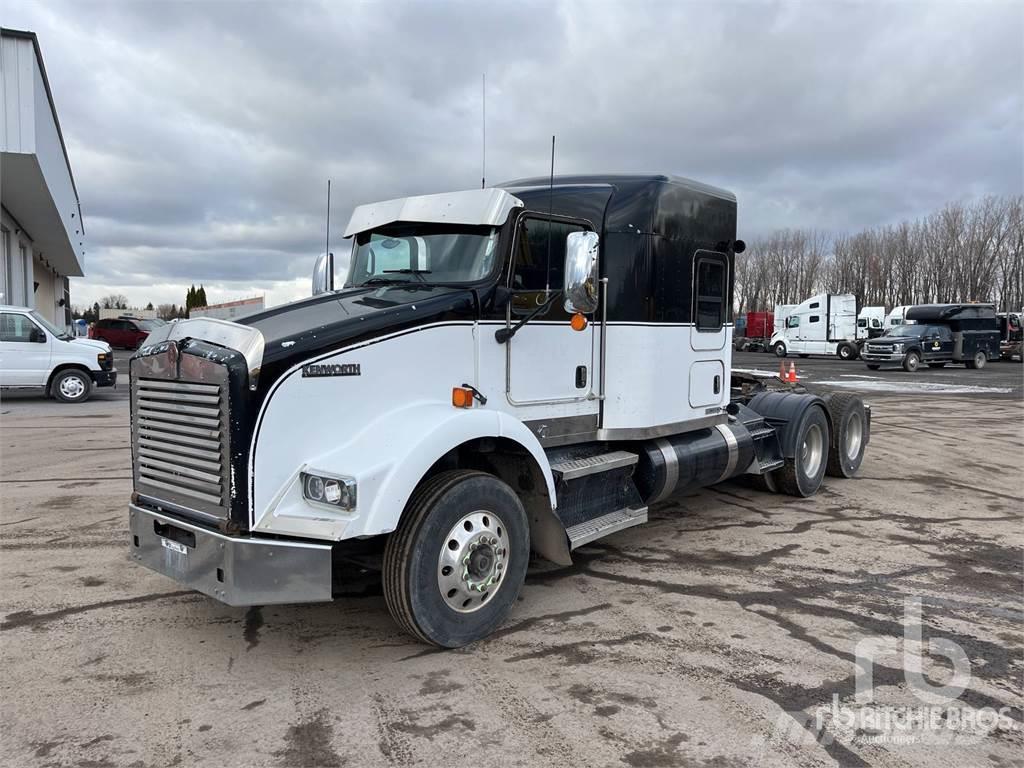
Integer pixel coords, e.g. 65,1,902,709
770,293,860,360
125,175,870,647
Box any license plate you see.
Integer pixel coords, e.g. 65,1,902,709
161,538,188,555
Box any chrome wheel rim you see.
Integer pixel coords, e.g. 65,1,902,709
907,355,919,371
59,376,86,399
801,423,824,478
845,413,863,461
437,510,509,613
975,352,985,368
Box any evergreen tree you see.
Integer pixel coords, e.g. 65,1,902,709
196,285,208,308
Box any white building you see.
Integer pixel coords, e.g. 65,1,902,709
191,296,265,320
1,28,85,328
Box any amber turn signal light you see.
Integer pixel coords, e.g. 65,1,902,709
570,313,588,332
452,387,474,408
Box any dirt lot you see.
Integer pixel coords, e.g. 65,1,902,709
1,362,1022,767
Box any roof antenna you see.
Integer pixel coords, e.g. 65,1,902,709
545,135,555,296
481,73,486,189
325,178,333,291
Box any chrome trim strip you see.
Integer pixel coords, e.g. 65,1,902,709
653,439,678,503
138,318,265,388
715,423,739,482
597,413,728,441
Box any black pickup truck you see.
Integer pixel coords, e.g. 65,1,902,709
860,303,1000,372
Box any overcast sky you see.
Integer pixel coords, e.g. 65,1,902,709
6,0,1023,310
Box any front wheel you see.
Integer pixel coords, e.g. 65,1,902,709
776,405,830,497
773,343,787,358
52,369,92,403
965,351,987,370
902,351,921,372
383,470,529,648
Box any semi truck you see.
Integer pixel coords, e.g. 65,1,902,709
861,303,1000,371
733,310,774,352
769,293,861,360
126,174,870,647
856,306,886,344
997,311,1022,361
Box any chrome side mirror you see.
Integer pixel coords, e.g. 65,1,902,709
563,231,599,314
312,253,332,296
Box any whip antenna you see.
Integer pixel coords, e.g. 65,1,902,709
545,135,555,295
325,179,333,290
481,73,486,188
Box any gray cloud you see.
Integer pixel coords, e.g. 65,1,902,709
6,0,1022,309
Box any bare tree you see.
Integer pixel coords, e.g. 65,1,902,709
100,294,128,310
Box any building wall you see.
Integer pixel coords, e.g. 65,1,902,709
1,208,35,310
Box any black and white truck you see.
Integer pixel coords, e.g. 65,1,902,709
127,175,870,647
860,303,1001,371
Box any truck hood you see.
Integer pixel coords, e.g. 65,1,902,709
241,284,477,373
70,337,111,353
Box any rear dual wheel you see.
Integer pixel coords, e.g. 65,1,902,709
775,405,830,497
825,394,867,478
383,470,529,648
965,351,987,370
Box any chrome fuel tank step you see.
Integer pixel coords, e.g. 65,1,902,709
566,506,648,549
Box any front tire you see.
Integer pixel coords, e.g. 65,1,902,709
776,405,830,497
965,351,987,370
52,370,92,403
773,343,787,358
383,470,529,648
902,351,921,372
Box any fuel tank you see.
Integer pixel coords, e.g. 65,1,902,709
633,421,756,504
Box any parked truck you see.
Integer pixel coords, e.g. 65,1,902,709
126,174,870,647
861,303,1000,371
769,293,861,360
733,310,774,352
856,306,886,347
997,311,1022,361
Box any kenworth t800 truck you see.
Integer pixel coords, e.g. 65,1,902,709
128,175,870,647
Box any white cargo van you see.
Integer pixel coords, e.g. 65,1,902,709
0,305,117,402
770,294,859,359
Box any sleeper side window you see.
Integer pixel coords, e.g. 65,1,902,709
511,217,586,316
693,253,727,331
809,315,820,323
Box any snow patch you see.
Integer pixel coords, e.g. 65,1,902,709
812,380,1013,395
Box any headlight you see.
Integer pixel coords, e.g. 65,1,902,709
97,352,109,365
301,471,356,511
892,343,904,353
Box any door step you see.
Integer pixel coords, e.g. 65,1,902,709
566,506,648,549
758,457,785,473
550,450,638,481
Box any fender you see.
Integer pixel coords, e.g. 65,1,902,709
747,390,831,459
251,402,558,543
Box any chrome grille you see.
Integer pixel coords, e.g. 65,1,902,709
133,378,229,517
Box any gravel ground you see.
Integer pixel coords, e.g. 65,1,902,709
0,368,1021,767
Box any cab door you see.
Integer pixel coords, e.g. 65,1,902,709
505,215,596,408
928,325,954,360
0,312,51,386
688,252,728,408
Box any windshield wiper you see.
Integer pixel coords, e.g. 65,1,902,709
362,276,412,286
383,268,432,283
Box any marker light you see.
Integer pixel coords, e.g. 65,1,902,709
452,387,473,408
570,313,588,332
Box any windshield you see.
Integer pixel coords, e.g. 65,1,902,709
888,324,925,337
30,310,72,339
346,224,500,287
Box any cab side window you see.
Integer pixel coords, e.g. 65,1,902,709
0,313,40,342
787,315,800,328
510,218,585,316
693,253,728,331
935,325,952,341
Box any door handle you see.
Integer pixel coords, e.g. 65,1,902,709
575,366,588,389
713,375,721,395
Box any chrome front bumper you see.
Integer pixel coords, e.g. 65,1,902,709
128,504,333,606
861,351,903,362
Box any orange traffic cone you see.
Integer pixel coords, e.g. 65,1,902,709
779,361,787,381
788,362,798,383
